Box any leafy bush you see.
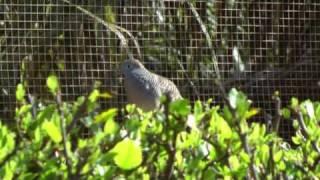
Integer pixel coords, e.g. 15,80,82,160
0,76,320,179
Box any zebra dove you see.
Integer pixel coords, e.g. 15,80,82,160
121,58,182,111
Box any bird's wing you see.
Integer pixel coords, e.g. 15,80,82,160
130,69,162,98
155,74,182,101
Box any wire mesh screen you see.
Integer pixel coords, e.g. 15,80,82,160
1,0,320,140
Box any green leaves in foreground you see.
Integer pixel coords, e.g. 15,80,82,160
112,139,142,170
2,83,320,179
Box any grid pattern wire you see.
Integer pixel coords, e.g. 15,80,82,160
1,0,320,140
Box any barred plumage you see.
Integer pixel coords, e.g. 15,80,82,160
121,58,182,111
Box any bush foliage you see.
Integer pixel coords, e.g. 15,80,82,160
0,76,320,179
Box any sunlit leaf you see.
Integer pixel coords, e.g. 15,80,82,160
104,5,116,23
260,144,269,164
99,92,112,99
194,100,204,123
228,88,238,109
112,138,142,170
43,120,62,143
228,88,250,118
281,108,291,119
16,83,25,101
315,104,320,120
95,108,118,123
46,75,59,94
301,100,315,120
89,89,100,102
170,99,191,116
244,108,260,119
273,150,283,163
104,118,119,135
232,46,245,72
228,155,240,171
291,98,299,108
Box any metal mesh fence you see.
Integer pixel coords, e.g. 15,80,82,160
1,0,320,140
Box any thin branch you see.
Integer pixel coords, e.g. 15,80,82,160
272,93,281,133
162,132,177,180
310,155,320,171
162,96,177,179
55,90,73,178
267,141,275,178
66,96,89,134
72,148,90,179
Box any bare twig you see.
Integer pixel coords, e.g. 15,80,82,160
162,133,177,180
55,90,73,178
66,97,89,134
162,95,177,179
72,148,90,179
267,142,275,178
272,93,281,133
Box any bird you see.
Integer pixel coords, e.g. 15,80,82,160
120,58,182,111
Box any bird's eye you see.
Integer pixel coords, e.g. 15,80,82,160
127,64,130,68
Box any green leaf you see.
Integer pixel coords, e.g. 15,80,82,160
95,108,118,123
260,144,269,164
244,108,260,119
228,155,240,171
89,89,100,102
228,88,250,118
301,100,315,120
104,5,116,23
0,123,15,161
104,118,119,135
16,83,25,101
194,100,204,123
239,151,250,164
112,139,142,170
223,106,233,123
281,108,291,119
250,123,261,141
34,127,42,144
292,136,302,145
43,121,62,143
273,150,283,163
277,160,286,171
315,104,320,120
210,110,232,140
291,97,299,108
46,75,59,94
170,99,191,116
228,88,238,109
99,91,112,99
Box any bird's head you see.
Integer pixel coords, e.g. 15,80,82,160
120,59,145,75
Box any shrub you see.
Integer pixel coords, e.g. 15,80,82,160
0,76,320,179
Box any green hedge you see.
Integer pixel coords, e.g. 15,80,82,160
0,75,320,179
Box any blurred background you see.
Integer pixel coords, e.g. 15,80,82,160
1,0,320,140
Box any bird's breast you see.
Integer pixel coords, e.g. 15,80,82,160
123,71,160,111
